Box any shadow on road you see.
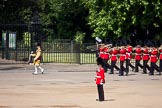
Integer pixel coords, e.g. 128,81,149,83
0,66,23,70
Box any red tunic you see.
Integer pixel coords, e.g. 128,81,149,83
111,48,118,61
150,48,158,63
96,67,105,85
143,48,150,60
119,48,126,61
159,49,162,60
135,48,142,60
103,47,109,60
99,47,109,60
126,46,133,59
99,48,104,59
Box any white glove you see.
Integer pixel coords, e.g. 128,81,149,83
100,82,103,85
34,58,37,61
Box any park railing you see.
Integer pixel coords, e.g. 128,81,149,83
41,42,96,64
0,23,96,64
0,41,97,64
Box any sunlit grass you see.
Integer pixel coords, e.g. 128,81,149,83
42,53,96,64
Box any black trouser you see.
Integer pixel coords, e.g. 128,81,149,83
126,59,135,73
143,60,150,73
135,60,143,72
110,61,119,74
97,84,104,101
150,62,160,75
96,50,99,58
119,61,126,76
102,59,111,73
160,59,162,72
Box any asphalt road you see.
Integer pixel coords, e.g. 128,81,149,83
0,63,162,108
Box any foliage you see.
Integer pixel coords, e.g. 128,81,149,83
0,0,162,42
39,0,90,41
74,31,85,44
0,0,36,23
81,0,162,40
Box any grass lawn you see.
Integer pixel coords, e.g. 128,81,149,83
42,53,96,64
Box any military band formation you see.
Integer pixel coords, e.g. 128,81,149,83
95,37,162,76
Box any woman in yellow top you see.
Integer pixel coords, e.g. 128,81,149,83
31,43,44,75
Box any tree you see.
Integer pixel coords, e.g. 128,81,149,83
39,0,91,42
1,0,162,43
0,0,37,23
81,0,162,41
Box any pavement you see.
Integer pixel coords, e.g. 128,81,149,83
0,63,162,108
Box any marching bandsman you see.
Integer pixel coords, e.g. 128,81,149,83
134,45,143,72
119,46,127,76
30,43,45,75
109,46,120,74
126,44,135,73
150,46,160,75
95,57,105,101
142,45,150,74
95,37,102,58
102,45,111,72
96,44,101,58
99,44,111,73
159,44,162,72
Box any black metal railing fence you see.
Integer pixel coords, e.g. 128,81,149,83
0,23,96,64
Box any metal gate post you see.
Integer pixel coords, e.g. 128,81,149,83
2,47,5,59
15,32,17,61
5,31,9,60
76,43,81,64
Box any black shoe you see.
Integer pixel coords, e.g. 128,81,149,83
142,72,147,74
149,73,154,76
109,72,114,74
96,99,99,101
125,72,128,76
119,74,124,76
149,74,154,76
96,99,104,102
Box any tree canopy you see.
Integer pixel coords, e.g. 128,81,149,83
0,0,162,42
81,0,162,40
